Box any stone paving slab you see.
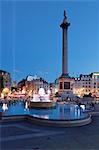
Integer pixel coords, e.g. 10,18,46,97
1,125,37,138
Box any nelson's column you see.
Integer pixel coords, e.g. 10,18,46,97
58,10,74,97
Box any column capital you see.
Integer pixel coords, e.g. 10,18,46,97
60,22,70,29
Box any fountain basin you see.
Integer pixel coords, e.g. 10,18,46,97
28,101,55,109
0,101,92,127
26,114,91,127
1,114,91,127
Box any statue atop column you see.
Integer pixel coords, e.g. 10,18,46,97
64,10,67,19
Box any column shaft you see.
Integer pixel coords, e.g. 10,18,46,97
62,28,68,75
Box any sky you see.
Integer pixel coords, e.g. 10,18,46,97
0,0,99,83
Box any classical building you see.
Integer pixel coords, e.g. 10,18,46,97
58,11,75,97
50,80,58,96
0,70,11,90
73,72,99,98
17,79,26,90
25,75,50,93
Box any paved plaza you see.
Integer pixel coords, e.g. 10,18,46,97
0,116,99,150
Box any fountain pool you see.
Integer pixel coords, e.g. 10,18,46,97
0,101,91,127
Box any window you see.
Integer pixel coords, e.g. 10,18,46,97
64,82,70,89
60,82,63,89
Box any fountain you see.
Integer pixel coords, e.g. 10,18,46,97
29,88,55,108
2,103,8,111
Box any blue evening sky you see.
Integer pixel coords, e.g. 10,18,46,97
0,0,99,83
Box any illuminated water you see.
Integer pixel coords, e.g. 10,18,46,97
0,101,88,120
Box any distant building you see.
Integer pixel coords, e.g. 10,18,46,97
50,79,59,95
33,78,49,94
73,72,99,98
19,75,50,93
17,79,26,90
0,70,11,90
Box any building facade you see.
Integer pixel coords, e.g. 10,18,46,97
25,75,50,94
73,72,99,98
0,70,11,90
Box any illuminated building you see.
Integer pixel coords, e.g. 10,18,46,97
0,70,11,90
25,75,50,93
17,79,26,90
74,72,99,98
50,79,59,96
